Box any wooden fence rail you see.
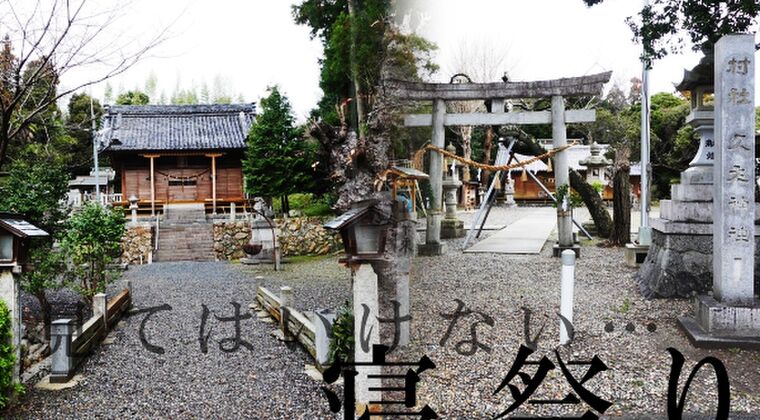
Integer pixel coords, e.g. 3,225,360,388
255,286,333,367
50,281,132,383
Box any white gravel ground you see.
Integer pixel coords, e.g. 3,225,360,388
7,206,760,419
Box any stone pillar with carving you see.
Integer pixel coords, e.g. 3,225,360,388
679,34,760,347
637,48,760,298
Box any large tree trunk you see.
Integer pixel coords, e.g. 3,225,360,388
608,150,631,246
481,126,494,187
514,136,613,237
346,0,366,137
461,127,472,182
570,170,612,238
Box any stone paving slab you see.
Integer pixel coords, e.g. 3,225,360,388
464,208,556,254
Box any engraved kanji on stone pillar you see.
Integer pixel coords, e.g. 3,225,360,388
713,34,756,305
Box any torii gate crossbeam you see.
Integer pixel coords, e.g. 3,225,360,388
389,71,612,256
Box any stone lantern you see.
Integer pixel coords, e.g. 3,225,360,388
324,200,390,265
128,194,139,224
0,214,49,381
675,54,715,185
578,142,612,185
440,144,464,238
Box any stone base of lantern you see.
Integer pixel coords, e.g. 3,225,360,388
418,242,446,256
440,219,464,239
624,243,650,267
678,295,760,350
637,218,760,299
552,243,580,258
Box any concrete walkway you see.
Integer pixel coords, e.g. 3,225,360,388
465,207,557,254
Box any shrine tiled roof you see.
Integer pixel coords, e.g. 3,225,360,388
97,104,256,152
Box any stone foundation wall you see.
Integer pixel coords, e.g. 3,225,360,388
213,221,251,261
636,229,760,298
121,224,153,265
276,217,342,257
212,217,342,260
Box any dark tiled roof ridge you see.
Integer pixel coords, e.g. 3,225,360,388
106,103,256,115
98,103,256,152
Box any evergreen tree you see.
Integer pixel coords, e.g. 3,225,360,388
243,86,315,213
583,0,759,63
65,93,104,173
115,90,150,105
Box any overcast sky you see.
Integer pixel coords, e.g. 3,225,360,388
62,0,759,121
415,0,759,97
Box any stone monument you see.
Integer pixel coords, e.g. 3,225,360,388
636,45,760,295
440,144,465,239
679,34,760,348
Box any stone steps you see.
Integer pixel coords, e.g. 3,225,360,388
155,223,215,262
163,203,207,223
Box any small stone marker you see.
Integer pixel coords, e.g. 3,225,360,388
713,34,755,305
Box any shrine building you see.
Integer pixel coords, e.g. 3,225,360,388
97,104,256,214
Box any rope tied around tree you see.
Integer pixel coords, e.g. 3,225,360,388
412,141,579,172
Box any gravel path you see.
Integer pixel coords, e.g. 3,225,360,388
8,261,347,419
397,207,760,418
7,205,760,418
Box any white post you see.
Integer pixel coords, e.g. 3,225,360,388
314,309,336,366
94,293,107,328
124,279,133,297
353,264,381,410
638,0,652,246
274,246,282,271
559,250,576,345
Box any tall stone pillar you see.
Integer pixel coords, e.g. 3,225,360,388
419,99,446,255
551,96,568,187
551,96,578,257
637,48,760,298
679,34,760,348
712,34,755,305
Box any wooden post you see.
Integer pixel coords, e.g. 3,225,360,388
148,155,157,217
206,154,223,215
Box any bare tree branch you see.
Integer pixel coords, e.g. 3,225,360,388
0,0,172,166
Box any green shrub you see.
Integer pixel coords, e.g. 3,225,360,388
273,193,336,217
0,300,22,409
328,302,354,364
288,193,313,210
61,203,126,303
591,181,605,194
302,202,334,217
555,184,584,209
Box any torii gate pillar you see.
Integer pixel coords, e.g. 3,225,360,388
419,99,447,256
551,96,580,257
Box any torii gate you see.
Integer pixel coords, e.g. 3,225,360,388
386,71,612,256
